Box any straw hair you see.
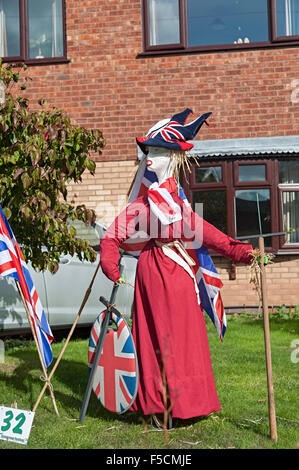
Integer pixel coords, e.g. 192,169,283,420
170,149,195,182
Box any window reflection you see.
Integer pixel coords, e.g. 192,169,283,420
279,161,299,183
282,191,299,243
276,0,299,37
238,165,266,182
193,190,227,233
0,0,20,57
235,189,271,246
187,0,268,46
195,166,222,183
148,0,180,45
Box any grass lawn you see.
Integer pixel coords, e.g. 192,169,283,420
0,314,298,450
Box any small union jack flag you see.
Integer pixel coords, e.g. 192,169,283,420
88,310,139,414
148,119,185,145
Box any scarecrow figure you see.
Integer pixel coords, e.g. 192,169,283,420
100,109,253,423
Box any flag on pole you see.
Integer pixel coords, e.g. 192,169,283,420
121,162,227,341
0,205,53,367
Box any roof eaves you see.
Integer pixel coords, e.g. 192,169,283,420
190,135,299,158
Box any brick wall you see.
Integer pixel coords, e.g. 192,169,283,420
21,0,299,164
215,256,299,311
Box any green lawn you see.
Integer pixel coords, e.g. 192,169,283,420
0,315,298,449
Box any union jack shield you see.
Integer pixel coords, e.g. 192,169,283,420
88,310,139,414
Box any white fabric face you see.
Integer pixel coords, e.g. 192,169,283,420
146,147,174,183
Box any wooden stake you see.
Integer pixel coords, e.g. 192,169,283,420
15,280,59,416
32,259,101,413
258,237,278,442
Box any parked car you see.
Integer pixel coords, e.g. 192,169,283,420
0,221,137,336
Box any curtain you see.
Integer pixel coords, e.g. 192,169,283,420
51,0,63,57
149,0,158,45
0,0,8,57
51,0,57,57
282,191,299,243
284,0,299,35
148,0,180,46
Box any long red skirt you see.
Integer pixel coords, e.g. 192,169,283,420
130,240,221,419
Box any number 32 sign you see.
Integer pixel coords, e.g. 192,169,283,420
0,407,35,445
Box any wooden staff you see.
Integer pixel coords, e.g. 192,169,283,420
32,259,101,414
258,236,277,442
15,280,59,416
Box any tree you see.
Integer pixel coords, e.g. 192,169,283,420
0,61,105,273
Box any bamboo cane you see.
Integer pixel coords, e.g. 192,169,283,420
15,279,59,416
258,237,278,442
32,259,101,413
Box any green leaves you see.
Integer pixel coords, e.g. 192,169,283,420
0,61,105,273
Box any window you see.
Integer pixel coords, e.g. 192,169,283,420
279,161,299,246
142,0,299,54
235,188,272,247
238,164,266,182
0,0,67,64
195,166,222,183
148,0,182,46
188,0,268,47
273,0,299,41
0,0,20,57
194,190,227,234
182,158,299,253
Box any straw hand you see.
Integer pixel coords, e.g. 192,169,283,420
116,273,134,288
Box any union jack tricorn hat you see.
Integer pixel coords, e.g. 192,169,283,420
136,108,212,155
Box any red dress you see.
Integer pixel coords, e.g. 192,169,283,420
100,177,252,419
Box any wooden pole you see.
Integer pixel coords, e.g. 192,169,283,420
15,280,59,416
258,237,278,442
32,259,101,413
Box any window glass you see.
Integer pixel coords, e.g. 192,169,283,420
28,0,64,59
193,190,227,233
195,166,222,183
281,191,299,243
276,0,299,37
0,0,20,57
235,189,271,246
238,164,266,182
187,0,268,46
148,0,180,45
279,160,299,183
